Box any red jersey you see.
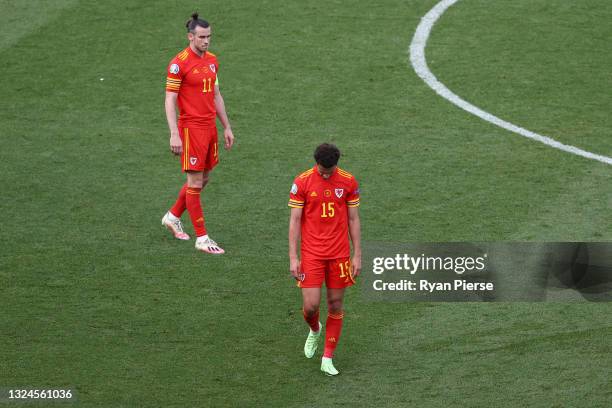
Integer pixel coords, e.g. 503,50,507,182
288,166,360,260
165,47,219,128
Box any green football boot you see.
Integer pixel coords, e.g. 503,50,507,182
304,322,322,358
321,357,339,376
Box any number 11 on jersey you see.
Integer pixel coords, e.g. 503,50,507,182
202,78,213,93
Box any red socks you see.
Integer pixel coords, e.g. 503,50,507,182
303,309,345,357
323,311,344,358
303,308,320,332
169,183,207,237
169,183,188,218
186,187,207,237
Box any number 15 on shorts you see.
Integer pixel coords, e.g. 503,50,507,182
338,260,354,283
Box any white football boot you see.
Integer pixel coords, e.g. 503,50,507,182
195,235,225,255
162,212,190,240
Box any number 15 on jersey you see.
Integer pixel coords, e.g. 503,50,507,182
321,202,335,218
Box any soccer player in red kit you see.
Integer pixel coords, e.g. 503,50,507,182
161,13,235,254
288,143,362,376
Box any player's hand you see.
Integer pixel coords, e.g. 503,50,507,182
289,257,301,280
170,132,182,155
223,127,235,150
351,256,362,278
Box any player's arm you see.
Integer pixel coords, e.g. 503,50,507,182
165,91,182,155
288,207,303,279
214,84,234,150
348,206,362,277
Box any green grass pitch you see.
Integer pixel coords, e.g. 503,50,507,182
1,0,610,406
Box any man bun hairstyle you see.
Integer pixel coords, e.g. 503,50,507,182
186,12,210,33
314,143,341,169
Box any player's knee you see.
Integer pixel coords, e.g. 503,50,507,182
303,304,319,316
201,174,210,187
327,299,343,314
187,180,203,189
187,173,204,189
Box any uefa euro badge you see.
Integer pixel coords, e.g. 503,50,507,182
169,63,180,74
209,64,216,73
190,157,197,166
291,183,298,194
335,188,344,198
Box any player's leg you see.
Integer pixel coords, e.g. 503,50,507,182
325,287,346,356
185,170,222,254
300,258,325,358
169,182,188,218
162,126,193,240
167,160,208,222
162,181,190,240
302,287,322,358
321,258,353,376
200,169,211,190
321,287,345,376
198,126,216,194
181,127,224,254
302,287,322,328
185,170,206,237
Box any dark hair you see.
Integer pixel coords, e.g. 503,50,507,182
186,12,210,33
314,143,341,168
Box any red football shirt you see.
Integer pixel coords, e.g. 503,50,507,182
289,166,360,260
165,47,219,128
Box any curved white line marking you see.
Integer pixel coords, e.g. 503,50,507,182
410,0,612,166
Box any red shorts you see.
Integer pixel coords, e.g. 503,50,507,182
297,257,355,289
180,126,219,172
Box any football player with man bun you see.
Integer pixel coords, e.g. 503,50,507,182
162,13,235,254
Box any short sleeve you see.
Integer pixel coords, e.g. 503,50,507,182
165,59,183,93
214,61,220,86
346,178,360,207
288,178,306,208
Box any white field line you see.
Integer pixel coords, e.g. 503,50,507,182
409,0,612,166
